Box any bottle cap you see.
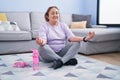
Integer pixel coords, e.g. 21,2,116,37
32,49,39,55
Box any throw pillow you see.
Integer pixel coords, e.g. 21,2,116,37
0,13,8,21
0,21,20,31
72,14,92,28
10,21,20,31
71,21,87,29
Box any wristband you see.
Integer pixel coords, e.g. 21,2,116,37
83,37,88,42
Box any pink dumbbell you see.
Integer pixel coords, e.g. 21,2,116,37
13,61,26,68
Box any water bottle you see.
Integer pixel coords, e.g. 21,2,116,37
32,49,39,70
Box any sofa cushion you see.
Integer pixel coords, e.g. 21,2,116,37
0,13,8,21
10,21,21,31
71,28,120,42
70,21,87,29
31,12,46,38
0,31,32,41
72,14,92,28
5,12,31,31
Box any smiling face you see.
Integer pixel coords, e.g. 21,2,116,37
48,7,60,23
45,6,60,23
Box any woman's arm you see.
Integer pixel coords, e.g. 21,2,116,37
69,31,95,42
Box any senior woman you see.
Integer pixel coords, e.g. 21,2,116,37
36,6,95,69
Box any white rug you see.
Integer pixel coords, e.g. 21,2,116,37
0,53,120,80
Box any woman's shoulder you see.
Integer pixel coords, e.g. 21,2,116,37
39,22,50,31
40,22,51,29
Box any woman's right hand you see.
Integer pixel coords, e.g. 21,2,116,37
36,37,46,46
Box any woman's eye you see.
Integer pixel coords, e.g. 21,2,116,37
51,12,59,15
51,13,55,15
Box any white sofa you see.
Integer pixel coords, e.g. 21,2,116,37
0,12,120,55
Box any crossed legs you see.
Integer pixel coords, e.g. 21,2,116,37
38,42,80,69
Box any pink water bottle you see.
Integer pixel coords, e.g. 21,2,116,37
32,49,39,70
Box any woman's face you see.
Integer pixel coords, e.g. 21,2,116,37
48,8,60,22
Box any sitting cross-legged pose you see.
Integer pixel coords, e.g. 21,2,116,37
36,6,95,69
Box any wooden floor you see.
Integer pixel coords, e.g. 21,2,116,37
80,52,120,66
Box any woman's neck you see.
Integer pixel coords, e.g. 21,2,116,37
49,21,58,27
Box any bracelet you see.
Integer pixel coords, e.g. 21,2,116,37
83,37,88,42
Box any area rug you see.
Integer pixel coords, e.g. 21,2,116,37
0,53,120,80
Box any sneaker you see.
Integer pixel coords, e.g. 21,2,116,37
64,58,77,65
52,59,63,69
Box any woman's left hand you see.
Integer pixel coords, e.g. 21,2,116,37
85,31,95,41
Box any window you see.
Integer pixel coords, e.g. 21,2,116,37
97,0,120,27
